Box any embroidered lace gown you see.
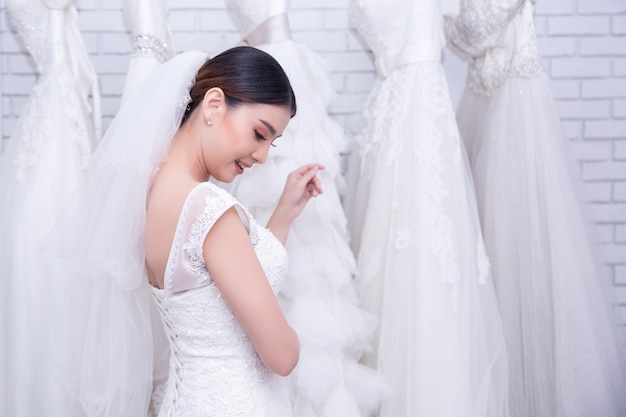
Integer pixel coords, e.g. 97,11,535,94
0,1,100,416
343,0,509,416
151,181,292,417
219,1,389,416
446,1,626,416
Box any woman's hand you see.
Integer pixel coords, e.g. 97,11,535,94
266,163,324,244
279,163,324,219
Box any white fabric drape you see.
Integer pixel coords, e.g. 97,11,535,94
120,0,175,101
43,50,207,417
446,1,626,416
0,1,100,416
344,0,510,416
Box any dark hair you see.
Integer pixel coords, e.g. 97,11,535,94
181,46,296,125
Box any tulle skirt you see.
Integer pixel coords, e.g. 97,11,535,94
457,72,626,417
0,66,95,417
344,61,509,417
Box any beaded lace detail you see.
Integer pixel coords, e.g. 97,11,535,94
445,0,543,96
132,33,174,63
153,182,290,416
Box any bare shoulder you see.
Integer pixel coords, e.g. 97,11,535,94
145,173,200,288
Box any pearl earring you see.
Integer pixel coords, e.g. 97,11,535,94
207,119,214,126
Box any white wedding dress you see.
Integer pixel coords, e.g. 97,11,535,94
220,1,388,416
446,1,626,416
0,1,100,416
120,0,175,101
119,2,175,411
344,0,509,416
152,181,292,417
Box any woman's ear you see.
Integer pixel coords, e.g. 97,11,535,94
201,87,226,124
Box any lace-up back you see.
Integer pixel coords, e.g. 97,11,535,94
151,181,292,416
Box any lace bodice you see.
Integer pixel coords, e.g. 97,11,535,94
445,0,543,96
350,0,444,77
6,0,100,181
151,182,291,416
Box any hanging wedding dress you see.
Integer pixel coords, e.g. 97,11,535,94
120,0,175,100
119,1,175,411
219,1,388,416
343,0,509,416
445,1,626,416
0,1,100,416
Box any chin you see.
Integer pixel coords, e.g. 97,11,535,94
213,173,236,184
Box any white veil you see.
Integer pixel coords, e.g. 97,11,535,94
44,50,208,417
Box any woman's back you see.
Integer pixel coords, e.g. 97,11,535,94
150,181,292,416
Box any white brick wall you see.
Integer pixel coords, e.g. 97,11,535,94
534,0,626,334
1,0,625,329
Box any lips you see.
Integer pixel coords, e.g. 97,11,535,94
235,159,250,175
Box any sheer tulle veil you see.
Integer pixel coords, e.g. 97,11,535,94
43,50,208,416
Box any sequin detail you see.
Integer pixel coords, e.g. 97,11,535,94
445,0,543,96
132,33,174,63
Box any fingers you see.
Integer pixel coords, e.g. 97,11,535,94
294,163,323,183
306,181,322,197
293,163,324,178
296,164,324,196
309,174,323,196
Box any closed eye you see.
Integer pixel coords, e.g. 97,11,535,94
255,130,277,147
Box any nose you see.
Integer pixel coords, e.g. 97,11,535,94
252,142,271,164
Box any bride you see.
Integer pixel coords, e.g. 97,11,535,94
46,46,323,417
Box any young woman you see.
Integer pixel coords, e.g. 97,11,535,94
48,46,323,417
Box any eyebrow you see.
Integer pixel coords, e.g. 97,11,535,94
259,119,276,136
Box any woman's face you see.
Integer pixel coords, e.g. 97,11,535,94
206,102,291,183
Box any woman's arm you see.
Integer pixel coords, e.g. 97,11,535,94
203,206,299,376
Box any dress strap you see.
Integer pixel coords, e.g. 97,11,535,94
163,182,254,296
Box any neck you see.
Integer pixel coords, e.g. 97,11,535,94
166,118,210,183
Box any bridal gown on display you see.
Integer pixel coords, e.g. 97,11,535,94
119,1,175,411
220,1,388,416
0,1,100,416
120,0,174,100
446,1,626,416
344,0,509,416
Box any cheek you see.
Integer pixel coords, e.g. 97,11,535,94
224,119,248,148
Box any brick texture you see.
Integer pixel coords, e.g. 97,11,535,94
1,1,625,334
